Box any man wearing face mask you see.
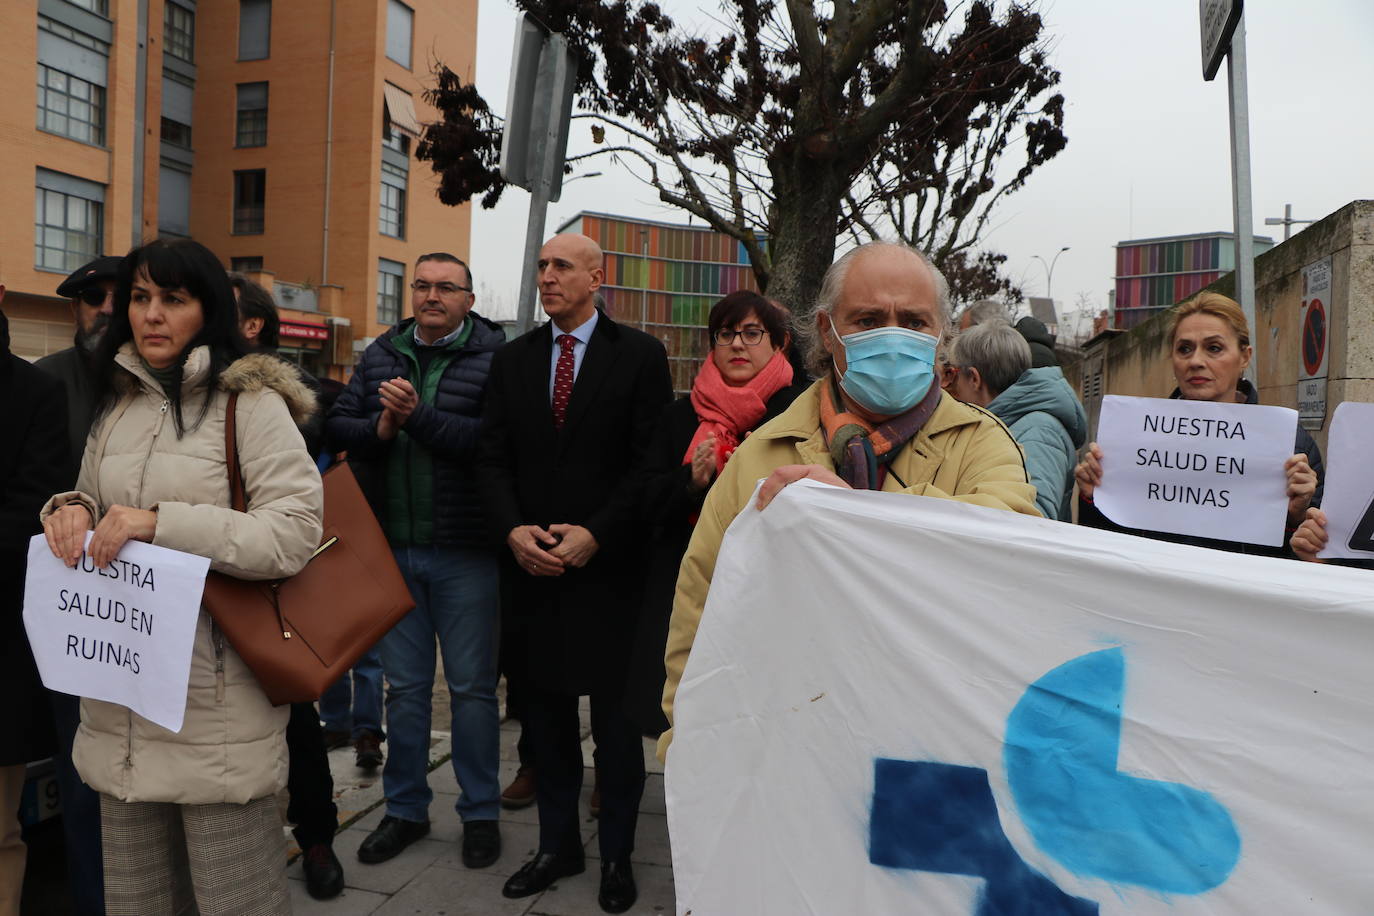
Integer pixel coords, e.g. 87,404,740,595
37,255,121,471
657,241,1039,757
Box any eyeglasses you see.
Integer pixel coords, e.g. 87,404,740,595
78,287,112,307
712,327,767,347
411,281,472,297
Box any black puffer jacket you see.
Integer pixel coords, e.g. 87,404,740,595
1079,379,1324,558
326,314,506,548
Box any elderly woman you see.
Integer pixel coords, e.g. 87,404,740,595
1075,291,1322,554
41,239,323,916
625,290,807,736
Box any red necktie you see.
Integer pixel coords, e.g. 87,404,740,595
552,334,576,428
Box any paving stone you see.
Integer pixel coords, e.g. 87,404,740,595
287,878,389,915
585,812,671,869
372,868,536,916
336,837,453,895
429,818,545,879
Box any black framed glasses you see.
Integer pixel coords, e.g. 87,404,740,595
411,280,472,297
78,286,112,307
712,327,767,347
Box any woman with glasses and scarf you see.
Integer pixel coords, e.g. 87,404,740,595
625,290,807,737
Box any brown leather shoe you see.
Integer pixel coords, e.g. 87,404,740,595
501,766,536,809
355,733,383,770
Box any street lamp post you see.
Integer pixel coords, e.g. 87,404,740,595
1031,246,1070,299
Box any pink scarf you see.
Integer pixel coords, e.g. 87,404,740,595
683,349,794,472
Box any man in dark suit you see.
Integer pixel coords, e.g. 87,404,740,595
479,233,671,913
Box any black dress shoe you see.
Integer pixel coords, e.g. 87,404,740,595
461,819,501,869
599,859,637,913
357,815,430,864
501,851,585,898
300,843,345,900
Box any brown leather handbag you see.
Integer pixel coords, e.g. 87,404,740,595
200,394,414,705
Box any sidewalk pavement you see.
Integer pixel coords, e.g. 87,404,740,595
287,712,673,915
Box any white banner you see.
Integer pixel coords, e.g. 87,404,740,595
1317,401,1374,559
1093,395,1293,545
23,534,209,733
667,480,1374,914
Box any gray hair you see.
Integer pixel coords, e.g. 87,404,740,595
961,299,1011,327
946,319,1031,397
795,240,952,377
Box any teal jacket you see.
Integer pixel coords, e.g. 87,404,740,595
987,367,1087,521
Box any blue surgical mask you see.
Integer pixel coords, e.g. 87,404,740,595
829,323,939,415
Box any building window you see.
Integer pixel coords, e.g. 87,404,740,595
37,64,105,145
378,259,405,325
164,2,195,62
39,16,110,52
160,117,191,147
231,256,264,272
158,166,191,237
379,163,406,239
63,0,109,14
386,0,413,69
235,82,268,147
233,169,265,234
382,118,410,156
238,0,271,61
35,172,104,272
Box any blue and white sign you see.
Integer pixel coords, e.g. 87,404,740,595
666,481,1374,914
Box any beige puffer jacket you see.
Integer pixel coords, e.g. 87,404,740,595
42,344,323,804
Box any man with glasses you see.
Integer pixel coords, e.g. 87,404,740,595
38,256,121,469
326,252,508,871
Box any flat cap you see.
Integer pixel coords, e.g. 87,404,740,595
56,255,122,298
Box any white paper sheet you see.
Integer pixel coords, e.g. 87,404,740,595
1092,395,1294,546
23,533,209,733
1316,401,1374,559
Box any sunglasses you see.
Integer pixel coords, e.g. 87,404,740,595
77,287,112,307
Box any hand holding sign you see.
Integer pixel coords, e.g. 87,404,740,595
1314,402,1374,560
1092,395,1295,546
23,533,209,733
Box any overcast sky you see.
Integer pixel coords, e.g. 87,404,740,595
463,0,1374,326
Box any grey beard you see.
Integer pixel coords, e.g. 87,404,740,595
75,317,109,354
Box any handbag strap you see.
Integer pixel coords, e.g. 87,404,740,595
224,393,247,512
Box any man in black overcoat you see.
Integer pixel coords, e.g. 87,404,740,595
0,298,69,913
478,234,671,913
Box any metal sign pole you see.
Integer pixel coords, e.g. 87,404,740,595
1225,12,1257,379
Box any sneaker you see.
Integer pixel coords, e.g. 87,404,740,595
355,733,383,770
501,766,536,809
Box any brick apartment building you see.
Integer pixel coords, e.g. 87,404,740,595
1,0,476,377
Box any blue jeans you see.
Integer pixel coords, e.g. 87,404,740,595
319,647,384,739
381,546,501,823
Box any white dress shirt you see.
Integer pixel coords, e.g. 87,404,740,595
548,309,599,401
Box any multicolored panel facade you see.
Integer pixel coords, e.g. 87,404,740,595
562,211,764,393
1113,233,1274,330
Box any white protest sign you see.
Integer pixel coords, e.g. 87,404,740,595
668,480,1374,915
1316,401,1374,559
23,534,209,733
1092,395,1293,545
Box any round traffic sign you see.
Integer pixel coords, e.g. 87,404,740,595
1303,298,1327,377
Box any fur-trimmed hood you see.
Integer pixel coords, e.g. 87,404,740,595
114,344,317,425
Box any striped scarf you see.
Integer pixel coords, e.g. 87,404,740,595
819,374,942,490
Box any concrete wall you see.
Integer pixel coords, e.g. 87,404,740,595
1082,200,1373,456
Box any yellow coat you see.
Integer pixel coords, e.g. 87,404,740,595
657,380,1040,759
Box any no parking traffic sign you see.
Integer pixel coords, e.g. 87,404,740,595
1298,256,1332,430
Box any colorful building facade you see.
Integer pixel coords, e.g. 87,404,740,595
558,211,764,392
1112,232,1274,329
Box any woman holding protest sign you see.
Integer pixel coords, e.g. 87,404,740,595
1074,291,1322,555
625,290,806,736
40,238,322,916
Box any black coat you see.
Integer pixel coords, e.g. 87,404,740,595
327,314,506,548
1079,379,1324,558
477,310,672,695
34,343,97,476
1,313,69,765
624,382,809,735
